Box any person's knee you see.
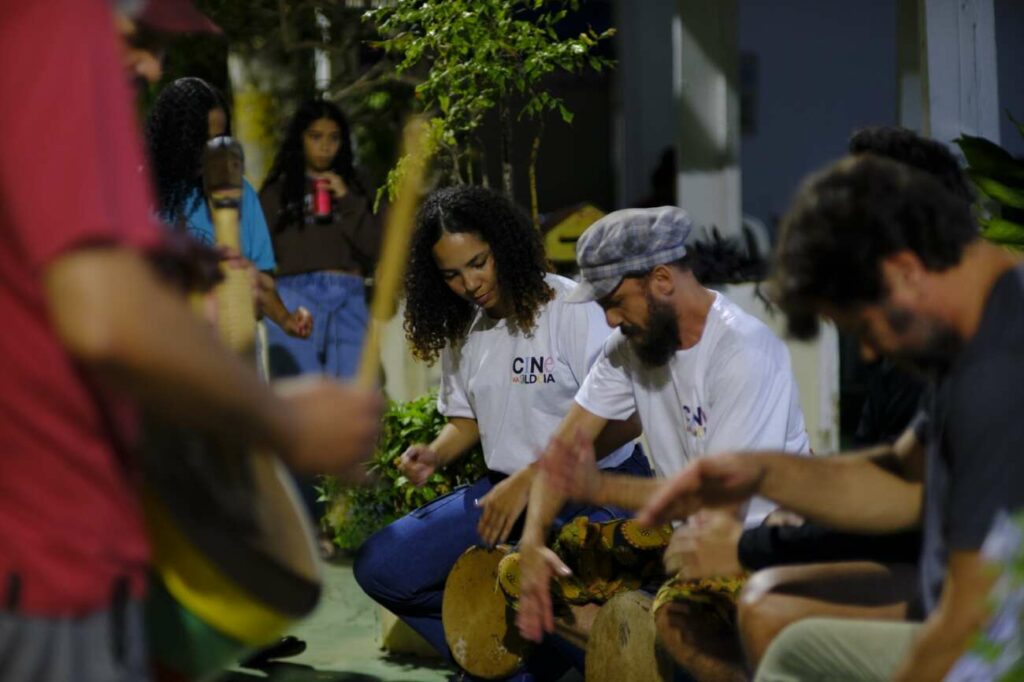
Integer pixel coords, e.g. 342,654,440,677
753,619,824,682
353,533,400,601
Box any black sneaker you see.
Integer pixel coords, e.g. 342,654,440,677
239,636,308,669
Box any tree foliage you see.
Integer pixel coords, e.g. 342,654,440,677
365,0,615,204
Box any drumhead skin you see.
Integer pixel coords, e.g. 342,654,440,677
585,591,674,682
443,547,530,679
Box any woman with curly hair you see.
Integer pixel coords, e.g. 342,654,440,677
353,186,650,678
259,99,380,379
145,77,311,338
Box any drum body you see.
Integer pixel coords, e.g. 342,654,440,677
142,419,321,680
585,591,674,682
443,546,530,679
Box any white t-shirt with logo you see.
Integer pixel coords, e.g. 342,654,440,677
438,274,636,475
575,291,810,524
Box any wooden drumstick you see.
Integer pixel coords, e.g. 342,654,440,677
355,117,432,390
203,136,255,354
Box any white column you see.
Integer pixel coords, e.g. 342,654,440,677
921,0,1001,144
674,0,741,237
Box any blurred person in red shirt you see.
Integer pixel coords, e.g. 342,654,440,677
0,2,382,679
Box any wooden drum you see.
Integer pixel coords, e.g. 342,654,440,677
442,546,531,679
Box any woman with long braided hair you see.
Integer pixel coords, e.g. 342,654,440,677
145,77,311,339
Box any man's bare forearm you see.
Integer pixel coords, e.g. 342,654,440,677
755,452,923,532
594,474,664,512
45,248,295,453
892,551,993,682
593,414,642,459
842,428,925,481
522,470,564,546
521,404,609,546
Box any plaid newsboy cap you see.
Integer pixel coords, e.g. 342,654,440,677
565,206,692,303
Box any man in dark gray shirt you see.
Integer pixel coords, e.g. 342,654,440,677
915,264,1024,617
631,153,1022,681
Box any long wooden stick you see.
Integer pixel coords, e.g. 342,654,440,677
356,117,432,389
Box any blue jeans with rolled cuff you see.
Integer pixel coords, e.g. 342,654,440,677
353,445,652,681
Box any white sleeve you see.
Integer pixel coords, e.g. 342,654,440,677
560,299,615,386
704,338,801,455
574,335,637,421
437,346,475,419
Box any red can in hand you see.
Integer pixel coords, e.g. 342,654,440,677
312,178,332,219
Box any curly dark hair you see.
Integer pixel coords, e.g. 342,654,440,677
774,155,977,339
404,186,553,363
145,77,232,225
261,99,368,232
848,126,974,203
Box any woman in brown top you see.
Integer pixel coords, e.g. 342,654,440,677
259,99,380,380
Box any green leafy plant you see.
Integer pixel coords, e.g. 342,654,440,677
364,0,615,221
320,391,486,552
954,113,1024,249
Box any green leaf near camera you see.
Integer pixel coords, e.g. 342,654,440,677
969,171,1024,209
980,217,1024,248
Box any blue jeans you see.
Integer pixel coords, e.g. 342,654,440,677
266,272,368,519
266,271,368,380
354,446,652,681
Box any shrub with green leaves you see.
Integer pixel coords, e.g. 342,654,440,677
954,113,1024,249
320,391,486,551
364,0,615,205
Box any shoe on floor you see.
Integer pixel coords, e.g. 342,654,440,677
239,636,308,669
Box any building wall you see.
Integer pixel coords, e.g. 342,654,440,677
613,0,678,208
996,0,1024,155
737,0,898,230
613,0,900,225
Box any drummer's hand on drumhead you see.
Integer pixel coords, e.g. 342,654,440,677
638,454,765,527
475,468,533,546
516,543,571,643
539,428,601,503
398,444,438,487
277,377,383,479
663,511,744,579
